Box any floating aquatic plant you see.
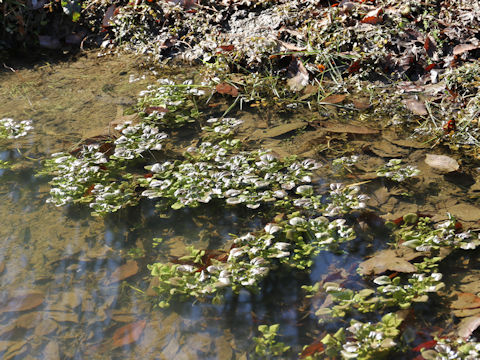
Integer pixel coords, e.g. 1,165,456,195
421,337,480,360
149,193,359,307
394,213,480,252
376,159,420,182
0,118,33,139
253,324,290,359
111,121,168,160
201,117,244,140
332,155,359,174
140,139,320,210
137,79,206,127
320,313,403,360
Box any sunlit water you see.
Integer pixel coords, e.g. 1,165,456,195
0,52,359,359
1,51,478,359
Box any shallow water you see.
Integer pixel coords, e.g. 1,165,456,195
1,51,479,359
0,52,347,359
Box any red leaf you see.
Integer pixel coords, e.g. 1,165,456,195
218,45,235,52
216,83,239,97
361,8,383,24
300,341,324,358
424,36,436,57
145,106,169,114
424,63,436,71
112,320,146,349
348,60,361,74
412,339,437,352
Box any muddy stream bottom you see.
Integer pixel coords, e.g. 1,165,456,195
0,51,480,359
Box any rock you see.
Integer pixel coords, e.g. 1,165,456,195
425,154,459,173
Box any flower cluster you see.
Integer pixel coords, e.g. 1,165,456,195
137,79,205,127
0,118,33,139
376,159,420,182
140,140,320,210
397,214,480,252
112,121,168,160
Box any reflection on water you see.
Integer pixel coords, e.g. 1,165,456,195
0,52,346,359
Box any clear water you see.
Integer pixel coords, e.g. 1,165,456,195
1,50,477,359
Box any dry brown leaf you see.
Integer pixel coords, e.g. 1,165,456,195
403,98,427,116
352,98,371,110
453,44,479,55
112,320,147,349
0,293,44,314
250,122,307,139
287,57,309,91
361,8,383,24
321,94,346,104
425,154,459,173
107,260,139,285
216,83,239,97
457,315,480,338
316,122,379,135
451,292,480,310
358,249,417,276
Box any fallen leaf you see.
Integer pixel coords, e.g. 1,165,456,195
352,98,371,110
0,262,4,274
287,57,309,91
107,260,139,285
425,154,459,173
403,98,427,116
348,60,361,74
300,340,324,358
0,293,44,314
358,249,417,276
453,44,479,56
451,292,480,310
361,8,383,24
218,45,235,52
144,106,169,114
112,320,147,349
102,5,117,28
457,315,480,338
314,122,379,135
412,339,437,352
424,36,436,57
43,341,60,360
321,94,346,104
448,203,480,222
250,122,307,139
216,83,239,97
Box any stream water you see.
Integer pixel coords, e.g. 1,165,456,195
1,51,479,359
